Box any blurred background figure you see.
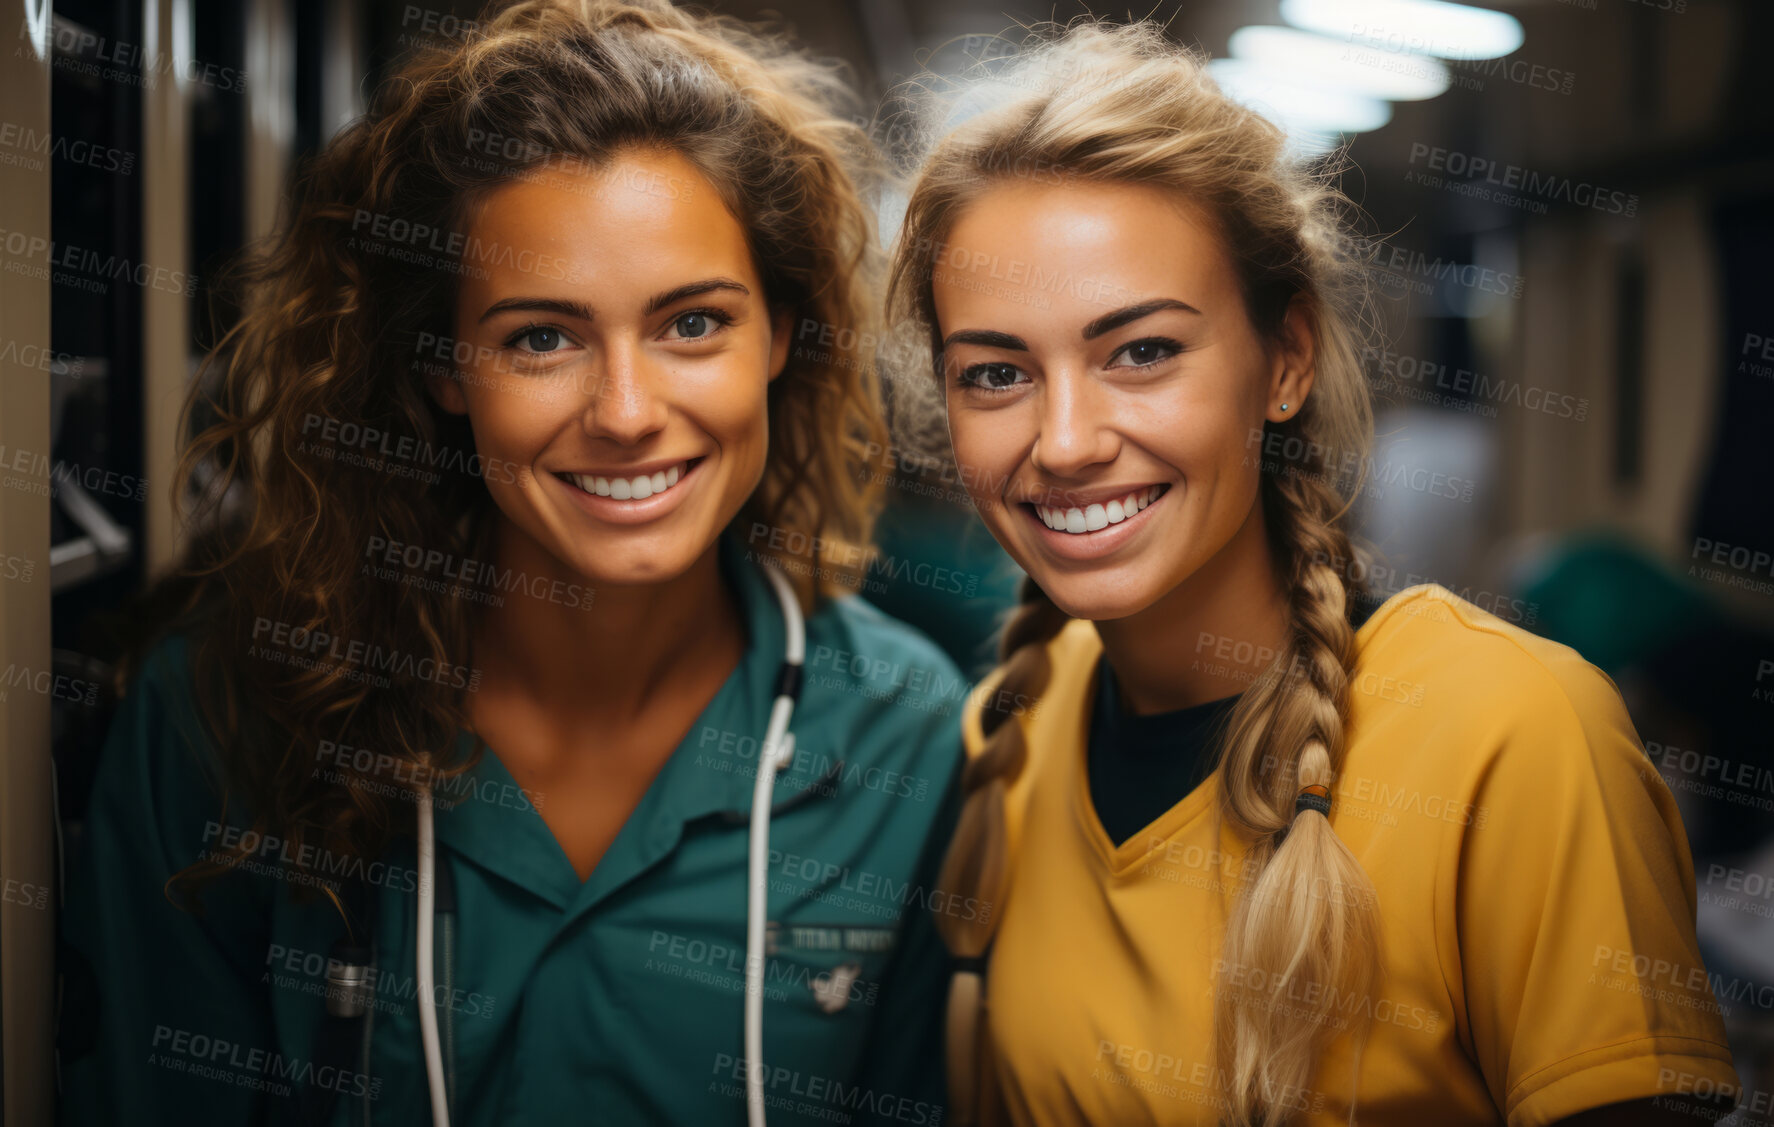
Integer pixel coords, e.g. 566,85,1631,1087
2,0,1769,1123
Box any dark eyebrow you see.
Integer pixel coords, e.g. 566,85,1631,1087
939,329,1029,353
644,277,750,316
1081,299,1202,340
477,278,751,325
478,296,594,324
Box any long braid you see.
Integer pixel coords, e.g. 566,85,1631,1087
934,575,1067,1126
1211,464,1380,1127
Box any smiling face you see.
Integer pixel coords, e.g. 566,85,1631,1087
430,147,789,589
932,179,1314,621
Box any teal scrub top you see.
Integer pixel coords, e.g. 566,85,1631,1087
59,533,966,1125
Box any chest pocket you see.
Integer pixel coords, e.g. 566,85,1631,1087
699,757,906,1046
762,921,898,1016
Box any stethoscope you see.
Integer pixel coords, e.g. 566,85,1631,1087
319,560,805,1127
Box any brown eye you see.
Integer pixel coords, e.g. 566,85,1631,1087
511,326,566,353
962,362,1027,391
1108,337,1183,368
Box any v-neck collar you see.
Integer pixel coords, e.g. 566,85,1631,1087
1061,596,1396,877
1072,667,1224,876
1031,627,1223,875
432,532,794,915
1083,656,1239,857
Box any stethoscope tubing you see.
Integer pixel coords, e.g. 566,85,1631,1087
746,562,805,1127
411,559,806,1127
417,791,448,1127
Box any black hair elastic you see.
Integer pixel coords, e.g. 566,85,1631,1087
1294,783,1332,819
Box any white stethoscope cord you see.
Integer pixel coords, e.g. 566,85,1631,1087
413,560,805,1127
416,789,449,1127
746,562,803,1127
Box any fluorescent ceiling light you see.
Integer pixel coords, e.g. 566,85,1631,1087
1209,59,1395,135
1229,24,1451,100
1284,130,1345,159
1281,0,1525,61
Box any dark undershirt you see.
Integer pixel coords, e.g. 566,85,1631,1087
1087,599,1379,847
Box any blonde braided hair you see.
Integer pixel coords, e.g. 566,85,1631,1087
888,21,1380,1126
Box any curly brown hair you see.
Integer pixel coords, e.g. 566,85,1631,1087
124,0,888,900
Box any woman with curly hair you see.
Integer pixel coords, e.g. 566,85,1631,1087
887,21,1738,1127
60,3,960,1124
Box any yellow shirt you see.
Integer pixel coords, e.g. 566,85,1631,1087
961,584,1737,1126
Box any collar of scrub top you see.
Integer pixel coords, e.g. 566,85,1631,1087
416,529,819,1127
430,529,840,910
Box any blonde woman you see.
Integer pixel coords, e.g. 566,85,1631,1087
59,2,960,1124
886,22,1739,1127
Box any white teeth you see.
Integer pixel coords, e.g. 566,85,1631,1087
567,460,692,502
1036,486,1166,534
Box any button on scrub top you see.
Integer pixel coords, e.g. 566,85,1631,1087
60,532,967,1126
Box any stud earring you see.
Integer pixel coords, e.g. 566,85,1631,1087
1279,403,1290,412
